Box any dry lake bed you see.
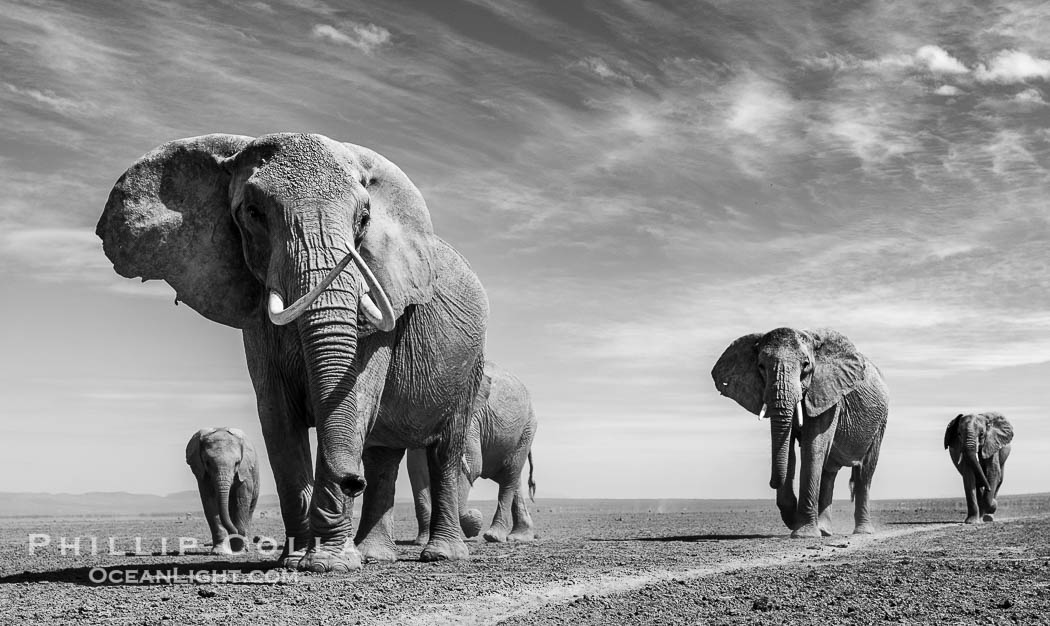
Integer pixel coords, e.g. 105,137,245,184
1,495,1048,625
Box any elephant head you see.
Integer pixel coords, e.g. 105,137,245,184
712,328,866,490
944,412,1014,498
186,427,257,542
99,133,437,498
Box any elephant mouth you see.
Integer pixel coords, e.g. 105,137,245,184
267,245,395,331
758,401,804,426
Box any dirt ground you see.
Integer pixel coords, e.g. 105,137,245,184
0,495,1048,625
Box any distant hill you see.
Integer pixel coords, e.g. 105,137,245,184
0,491,281,518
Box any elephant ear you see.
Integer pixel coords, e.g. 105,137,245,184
944,414,963,449
711,333,765,415
227,428,257,483
980,412,1014,458
342,142,436,318
804,328,866,416
95,134,262,328
185,428,214,472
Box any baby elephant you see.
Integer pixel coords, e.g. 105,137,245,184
408,362,537,544
944,412,1013,524
186,427,260,553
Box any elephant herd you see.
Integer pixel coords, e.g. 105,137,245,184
97,133,1014,572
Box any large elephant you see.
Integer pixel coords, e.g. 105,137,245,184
97,133,488,572
712,328,888,538
407,361,537,545
186,427,259,553
944,412,1013,524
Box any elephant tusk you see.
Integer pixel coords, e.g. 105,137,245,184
796,401,804,429
267,246,396,332
758,403,767,420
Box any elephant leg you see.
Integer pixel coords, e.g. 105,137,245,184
962,469,981,524
508,489,536,541
793,406,837,539
980,454,1003,522
196,476,229,554
483,480,518,543
299,341,391,574
406,448,431,546
459,471,483,539
354,446,405,562
420,419,471,561
244,328,314,567
775,437,799,530
851,423,884,534
817,467,838,537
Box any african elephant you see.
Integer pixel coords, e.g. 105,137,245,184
407,361,537,544
944,412,1013,524
712,328,888,538
97,133,488,572
186,427,259,553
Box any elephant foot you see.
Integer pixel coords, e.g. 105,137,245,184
852,523,875,535
210,541,233,556
964,515,982,525
357,538,398,563
790,523,822,539
461,509,484,539
982,514,995,523
483,525,510,543
411,533,429,546
420,537,469,561
819,526,834,537
278,549,307,570
508,529,536,542
297,544,362,573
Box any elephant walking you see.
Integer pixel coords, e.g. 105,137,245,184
186,427,259,553
98,133,488,572
407,362,537,544
712,328,888,538
944,412,1013,524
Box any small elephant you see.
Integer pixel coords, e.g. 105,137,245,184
186,427,260,553
944,412,1013,524
712,328,889,538
408,362,537,544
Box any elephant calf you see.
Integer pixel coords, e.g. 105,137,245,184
186,427,260,553
408,362,538,544
944,412,1013,524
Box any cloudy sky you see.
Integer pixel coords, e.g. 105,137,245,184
1,0,1048,505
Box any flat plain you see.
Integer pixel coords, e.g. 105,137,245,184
1,495,1048,625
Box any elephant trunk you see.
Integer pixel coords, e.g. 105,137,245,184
768,365,799,490
213,472,238,538
291,244,368,500
964,422,991,492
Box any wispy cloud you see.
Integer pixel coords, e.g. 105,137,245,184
311,22,390,54
975,49,1050,83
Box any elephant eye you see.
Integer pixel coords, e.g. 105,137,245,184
245,204,265,223
354,206,370,246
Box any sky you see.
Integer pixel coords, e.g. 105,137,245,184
0,0,1048,504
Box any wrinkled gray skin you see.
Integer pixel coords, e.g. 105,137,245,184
712,328,889,538
186,427,260,553
407,362,537,544
97,134,488,572
944,412,1013,524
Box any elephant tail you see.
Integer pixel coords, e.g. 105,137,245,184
527,451,536,502
849,467,858,502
